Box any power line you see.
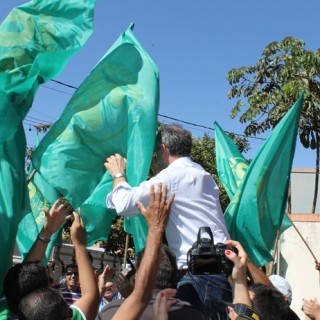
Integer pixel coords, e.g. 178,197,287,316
34,79,266,142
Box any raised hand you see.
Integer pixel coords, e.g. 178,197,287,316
42,197,73,236
135,183,174,232
70,211,86,247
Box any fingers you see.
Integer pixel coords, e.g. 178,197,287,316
160,288,177,299
166,192,175,209
43,208,49,217
135,200,146,214
160,183,167,206
72,211,81,224
65,214,74,221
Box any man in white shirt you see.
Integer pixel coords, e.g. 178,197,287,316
105,124,232,319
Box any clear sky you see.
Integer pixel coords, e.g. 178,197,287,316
1,0,319,168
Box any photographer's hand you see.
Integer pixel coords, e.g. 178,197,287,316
224,240,251,307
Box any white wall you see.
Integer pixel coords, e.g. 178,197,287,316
279,222,320,318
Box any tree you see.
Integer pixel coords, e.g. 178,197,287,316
226,36,320,213
191,132,249,211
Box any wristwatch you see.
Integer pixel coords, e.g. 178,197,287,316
113,172,126,179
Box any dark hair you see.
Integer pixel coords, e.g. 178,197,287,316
160,124,192,157
250,283,289,320
136,244,177,289
65,263,78,273
4,262,49,314
18,287,70,320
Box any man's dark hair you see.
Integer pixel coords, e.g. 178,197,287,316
135,244,177,289
65,263,78,273
250,283,289,320
4,261,49,314
18,287,70,320
160,124,192,157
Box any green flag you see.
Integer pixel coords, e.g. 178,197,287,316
224,94,303,267
0,0,96,296
33,24,159,251
214,122,249,199
16,133,62,264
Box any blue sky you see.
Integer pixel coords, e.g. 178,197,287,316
1,0,319,168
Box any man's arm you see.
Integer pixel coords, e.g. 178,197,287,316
72,211,100,320
25,198,72,262
112,183,174,320
246,259,274,287
104,153,159,216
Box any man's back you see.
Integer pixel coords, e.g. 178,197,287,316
153,157,230,268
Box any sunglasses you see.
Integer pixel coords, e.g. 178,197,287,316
66,271,79,276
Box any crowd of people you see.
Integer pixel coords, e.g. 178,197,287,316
1,124,319,320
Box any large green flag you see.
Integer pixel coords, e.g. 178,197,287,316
16,134,62,264
0,0,96,296
224,94,303,267
214,122,249,199
32,24,159,251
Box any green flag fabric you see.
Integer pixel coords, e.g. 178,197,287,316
16,133,62,264
214,122,249,199
224,94,303,267
32,24,159,251
0,0,96,296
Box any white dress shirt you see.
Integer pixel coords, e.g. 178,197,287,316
107,157,230,269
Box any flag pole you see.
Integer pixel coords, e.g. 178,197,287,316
27,169,36,185
123,234,130,271
289,217,319,263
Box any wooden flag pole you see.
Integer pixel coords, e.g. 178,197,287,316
123,234,130,271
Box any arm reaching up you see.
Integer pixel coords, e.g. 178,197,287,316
71,211,100,320
25,197,73,262
112,183,174,320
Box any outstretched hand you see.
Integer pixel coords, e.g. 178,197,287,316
135,183,174,232
43,197,73,236
70,211,87,247
302,297,320,319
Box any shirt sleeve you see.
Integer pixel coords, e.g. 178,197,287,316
70,305,87,320
106,180,151,216
106,172,171,216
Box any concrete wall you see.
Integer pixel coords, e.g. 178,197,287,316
279,217,320,318
290,169,320,214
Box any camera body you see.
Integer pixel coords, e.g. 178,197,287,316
188,226,238,276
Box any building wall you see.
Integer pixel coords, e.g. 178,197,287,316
280,219,320,319
290,169,320,214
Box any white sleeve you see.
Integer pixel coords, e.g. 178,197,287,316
106,172,171,216
106,180,151,216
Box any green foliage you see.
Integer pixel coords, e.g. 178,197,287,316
226,36,320,150
107,217,134,254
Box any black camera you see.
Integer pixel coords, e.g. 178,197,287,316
188,226,238,276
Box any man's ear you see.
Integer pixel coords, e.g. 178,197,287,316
161,143,169,155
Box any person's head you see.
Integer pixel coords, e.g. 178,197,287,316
18,287,72,320
268,274,292,305
4,261,49,314
155,124,192,170
64,264,79,291
136,244,177,289
249,283,289,320
103,281,118,302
